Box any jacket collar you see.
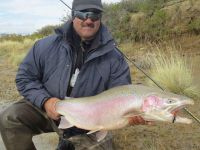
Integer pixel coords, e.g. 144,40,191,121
55,20,116,62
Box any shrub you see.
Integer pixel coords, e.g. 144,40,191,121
34,25,57,36
188,18,200,34
0,34,25,42
143,10,169,41
102,0,170,42
103,3,132,42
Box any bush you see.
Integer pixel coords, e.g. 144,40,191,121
33,25,58,37
188,18,200,34
102,0,170,43
119,0,142,13
142,10,169,41
103,3,132,42
0,34,25,42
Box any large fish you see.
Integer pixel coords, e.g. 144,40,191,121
55,84,194,141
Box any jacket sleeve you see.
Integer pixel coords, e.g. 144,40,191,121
107,51,132,89
15,41,51,109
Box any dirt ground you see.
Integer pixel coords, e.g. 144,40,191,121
0,39,200,150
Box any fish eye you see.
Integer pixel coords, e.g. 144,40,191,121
167,99,175,103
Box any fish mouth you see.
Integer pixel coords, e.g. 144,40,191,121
170,100,194,124
171,105,186,123
171,105,187,114
170,99,194,112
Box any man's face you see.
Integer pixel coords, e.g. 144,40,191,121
73,10,101,40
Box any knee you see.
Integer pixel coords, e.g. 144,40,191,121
0,105,21,128
0,111,4,127
0,110,9,128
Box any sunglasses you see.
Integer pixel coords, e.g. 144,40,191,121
74,11,102,22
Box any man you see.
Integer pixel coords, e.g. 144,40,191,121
0,0,147,149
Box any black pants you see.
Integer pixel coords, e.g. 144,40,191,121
0,99,57,150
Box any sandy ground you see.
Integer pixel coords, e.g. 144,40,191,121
0,53,200,150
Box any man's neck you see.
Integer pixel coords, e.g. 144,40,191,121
81,36,95,41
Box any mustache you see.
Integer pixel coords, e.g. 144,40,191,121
81,23,95,28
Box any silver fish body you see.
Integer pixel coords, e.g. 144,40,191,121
55,84,194,141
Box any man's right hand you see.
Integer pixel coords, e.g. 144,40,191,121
44,97,61,120
129,116,153,125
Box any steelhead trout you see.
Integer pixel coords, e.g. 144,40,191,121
55,84,194,141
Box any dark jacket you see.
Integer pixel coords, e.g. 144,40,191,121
16,21,131,109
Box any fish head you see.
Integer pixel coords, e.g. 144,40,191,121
142,92,194,124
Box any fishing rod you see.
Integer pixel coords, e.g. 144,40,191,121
59,0,73,10
58,0,200,124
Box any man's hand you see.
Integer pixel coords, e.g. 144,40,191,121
44,97,61,120
129,116,152,125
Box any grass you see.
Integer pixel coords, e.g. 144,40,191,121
0,38,35,67
0,38,35,100
145,43,200,100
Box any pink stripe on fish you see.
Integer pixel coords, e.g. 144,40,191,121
66,95,136,119
90,96,136,119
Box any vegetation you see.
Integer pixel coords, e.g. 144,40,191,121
188,18,200,34
0,25,58,43
0,38,35,67
102,0,199,42
33,25,60,38
102,0,172,42
0,25,58,67
146,44,200,99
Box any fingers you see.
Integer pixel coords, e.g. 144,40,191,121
47,110,60,120
128,116,144,125
128,116,153,126
129,116,144,125
44,97,61,120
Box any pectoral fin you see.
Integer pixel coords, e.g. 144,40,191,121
96,131,108,142
87,129,100,134
87,130,108,142
58,116,74,129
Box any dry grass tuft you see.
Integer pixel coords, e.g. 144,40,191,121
146,43,200,100
0,38,35,67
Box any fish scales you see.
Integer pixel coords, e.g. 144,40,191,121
55,84,194,141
